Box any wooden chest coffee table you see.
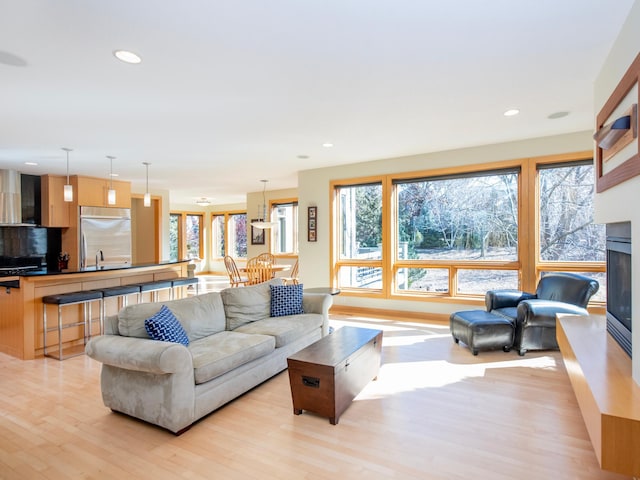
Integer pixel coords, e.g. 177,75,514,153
287,326,383,425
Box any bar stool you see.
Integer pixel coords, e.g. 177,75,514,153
171,277,200,299
100,284,141,320
42,290,103,360
132,280,173,303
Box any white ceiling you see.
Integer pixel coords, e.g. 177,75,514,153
0,0,635,205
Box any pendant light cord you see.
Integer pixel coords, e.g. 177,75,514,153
62,147,72,183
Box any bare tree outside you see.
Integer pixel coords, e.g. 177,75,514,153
539,163,605,262
396,170,519,291
230,213,247,258
397,170,519,261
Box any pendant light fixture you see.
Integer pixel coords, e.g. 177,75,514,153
250,180,278,229
142,162,151,207
62,147,73,202
106,155,116,205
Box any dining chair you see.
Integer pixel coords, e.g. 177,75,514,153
256,252,275,264
282,259,299,285
224,256,249,287
246,256,273,285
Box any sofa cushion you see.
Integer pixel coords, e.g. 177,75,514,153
144,305,190,346
165,293,226,341
117,292,226,340
270,283,303,317
188,331,275,384
233,313,323,348
220,278,283,330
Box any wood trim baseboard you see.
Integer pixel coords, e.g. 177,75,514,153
329,304,450,324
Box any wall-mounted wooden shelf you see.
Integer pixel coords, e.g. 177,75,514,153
593,104,637,161
595,52,640,192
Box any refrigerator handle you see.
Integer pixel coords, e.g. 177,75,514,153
81,232,87,268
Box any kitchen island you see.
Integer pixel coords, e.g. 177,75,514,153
0,261,190,360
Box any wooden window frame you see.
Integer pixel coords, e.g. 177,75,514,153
270,198,299,257
170,210,204,261
226,210,248,259
169,212,184,262
210,213,226,259
330,151,605,307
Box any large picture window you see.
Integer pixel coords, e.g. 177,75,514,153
211,214,225,258
396,170,519,262
538,162,605,262
185,214,203,260
169,213,181,262
209,211,247,261
271,201,298,255
335,183,383,290
338,183,382,261
228,213,247,258
538,161,606,301
169,212,203,261
330,153,605,305
394,169,519,294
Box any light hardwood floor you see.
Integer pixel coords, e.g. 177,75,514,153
0,310,632,479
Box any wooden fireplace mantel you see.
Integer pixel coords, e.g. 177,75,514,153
557,314,640,477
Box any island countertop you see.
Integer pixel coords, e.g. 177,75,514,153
15,260,189,277
0,260,191,360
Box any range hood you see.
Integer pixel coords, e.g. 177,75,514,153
0,169,24,225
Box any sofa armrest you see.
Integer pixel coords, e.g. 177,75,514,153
303,293,334,336
86,335,192,374
516,299,589,328
485,289,535,311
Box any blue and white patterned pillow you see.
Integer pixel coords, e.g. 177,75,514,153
144,305,190,346
270,284,304,317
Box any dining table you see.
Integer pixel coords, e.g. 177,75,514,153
240,264,291,274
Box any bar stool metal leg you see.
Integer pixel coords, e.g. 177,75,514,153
42,290,103,360
43,303,48,357
57,304,64,360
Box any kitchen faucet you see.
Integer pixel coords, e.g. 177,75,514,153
96,250,104,268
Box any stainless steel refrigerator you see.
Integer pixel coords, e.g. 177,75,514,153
79,206,132,268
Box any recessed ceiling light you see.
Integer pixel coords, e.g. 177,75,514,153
297,155,309,159
113,50,142,64
109,173,119,177
24,161,38,166
503,109,520,117
322,143,334,148
548,111,570,119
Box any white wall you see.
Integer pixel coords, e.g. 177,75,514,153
593,1,640,383
298,130,593,316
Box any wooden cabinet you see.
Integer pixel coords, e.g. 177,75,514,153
40,174,131,227
76,176,131,208
40,175,70,227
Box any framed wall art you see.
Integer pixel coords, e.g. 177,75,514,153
308,206,317,242
251,220,265,245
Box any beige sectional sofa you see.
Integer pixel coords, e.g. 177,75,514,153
86,279,332,434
